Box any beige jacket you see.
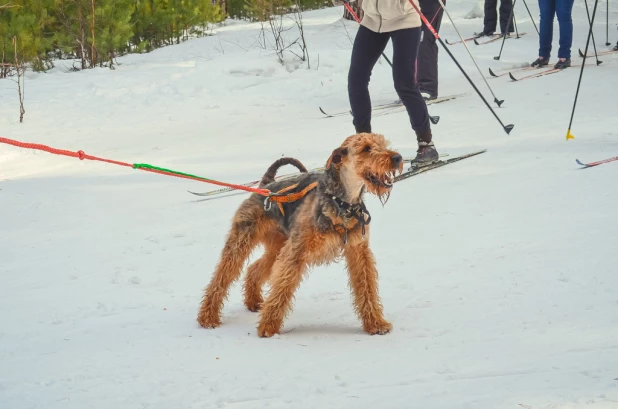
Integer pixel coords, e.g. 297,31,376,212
360,0,422,33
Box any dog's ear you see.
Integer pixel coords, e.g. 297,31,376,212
326,147,348,169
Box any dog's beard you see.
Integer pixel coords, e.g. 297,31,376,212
364,167,398,204
378,190,391,206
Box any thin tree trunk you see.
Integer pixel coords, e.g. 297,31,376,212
13,37,25,123
91,0,96,68
78,4,87,69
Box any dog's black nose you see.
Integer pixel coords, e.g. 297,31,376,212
391,154,402,166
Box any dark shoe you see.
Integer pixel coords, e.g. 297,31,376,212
474,30,494,37
554,58,571,69
409,141,439,169
613,44,618,51
531,57,549,67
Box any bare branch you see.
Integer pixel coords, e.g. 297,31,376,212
12,37,25,123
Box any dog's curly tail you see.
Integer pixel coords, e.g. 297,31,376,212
259,157,308,187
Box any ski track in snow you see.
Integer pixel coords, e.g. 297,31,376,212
1,2,618,408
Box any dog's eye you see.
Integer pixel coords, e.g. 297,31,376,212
363,145,371,153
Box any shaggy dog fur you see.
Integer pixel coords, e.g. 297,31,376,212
197,133,403,337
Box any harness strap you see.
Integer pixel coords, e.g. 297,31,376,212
269,181,319,204
330,195,371,244
266,181,319,215
333,224,349,244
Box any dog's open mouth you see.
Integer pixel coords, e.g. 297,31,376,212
366,172,395,188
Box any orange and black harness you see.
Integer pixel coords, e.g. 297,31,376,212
330,195,371,244
264,182,371,244
263,181,319,216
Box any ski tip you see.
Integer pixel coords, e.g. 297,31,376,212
445,39,453,45
430,115,440,125
504,124,515,135
493,56,500,60
508,72,518,81
473,38,480,45
188,190,208,196
495,98,504,107
575,159,594,168
578,48,584,58
488,67,498,77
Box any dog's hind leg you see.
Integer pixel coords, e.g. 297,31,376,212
243,233,286,312
344,242,392,335
257,239,308,337
197,203,267,329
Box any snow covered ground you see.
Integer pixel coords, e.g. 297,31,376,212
2,1,618,408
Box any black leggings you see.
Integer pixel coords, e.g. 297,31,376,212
348,25,431,143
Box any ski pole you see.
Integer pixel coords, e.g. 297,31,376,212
494,0,518,61
566,0,600,140
407,0,514,134
521,0,539,35
436,0,505,107
584,0,603,65
606,0,611,46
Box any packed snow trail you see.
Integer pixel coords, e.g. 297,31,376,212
1,2,618,409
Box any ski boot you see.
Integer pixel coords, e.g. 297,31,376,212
531,57,549,67
554,58,571,69
409,141,439,169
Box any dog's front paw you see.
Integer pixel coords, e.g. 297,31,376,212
197,311,222,329
364,320,392,335
257,320,281,338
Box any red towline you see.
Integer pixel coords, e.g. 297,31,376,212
0,136,271,196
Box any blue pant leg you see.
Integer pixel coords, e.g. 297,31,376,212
538,0,556,59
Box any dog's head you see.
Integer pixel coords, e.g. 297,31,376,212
326,133,403,203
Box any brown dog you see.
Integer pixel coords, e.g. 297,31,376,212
197,133,403,337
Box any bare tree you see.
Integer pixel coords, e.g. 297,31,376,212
12,37,25,123
246,0,310,67
268,14,291,64
291,0,309,68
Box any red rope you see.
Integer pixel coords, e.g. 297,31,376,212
0,137,134,168
0,136,271,196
